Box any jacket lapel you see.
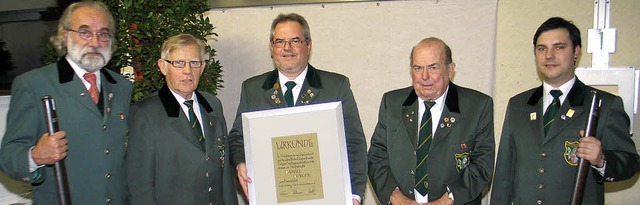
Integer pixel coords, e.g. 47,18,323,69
298,65,321,105
401,89,419,148
432,83,461,147
56,59,102,117
544,79,587,143
261,69,288,108
159,85,206,152
98,69,119,122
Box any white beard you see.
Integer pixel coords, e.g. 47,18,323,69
66,36,112,73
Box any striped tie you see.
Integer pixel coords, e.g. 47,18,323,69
543,90,563,136
415,101,435,196
184,100,205,151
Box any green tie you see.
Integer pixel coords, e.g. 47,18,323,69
184,100,205,151
543,90,563,136
284,81,296,107
416,101,435,196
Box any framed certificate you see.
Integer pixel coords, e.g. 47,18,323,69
242,102,351,205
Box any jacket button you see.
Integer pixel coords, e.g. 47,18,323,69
102,125,107,130
537,199,542,204
540,152,547,157
209,187,213,192
538,168,545,174
105,197,111,203
104,149,110,155
206,172,209,177
537,183,544,189
105,173,111,179
410,170,414,175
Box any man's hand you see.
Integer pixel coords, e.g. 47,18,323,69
31,131,68,165
353,198,360,205
236,163,253,199
577,130,605,167
426,192,454,205
390,188,421,205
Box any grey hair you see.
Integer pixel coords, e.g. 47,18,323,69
51,1,115,56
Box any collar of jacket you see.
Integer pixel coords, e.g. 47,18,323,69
402,82,461,113
261,64,323,90
56,58,117,84
158,84,214,118
527,77,586,107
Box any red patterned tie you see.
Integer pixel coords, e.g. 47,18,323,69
83,73,99,104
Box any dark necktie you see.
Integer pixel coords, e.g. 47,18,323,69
284,81,296,107
543,90,563,136
415,101,435,196
83,73,99,104
184,100,205,151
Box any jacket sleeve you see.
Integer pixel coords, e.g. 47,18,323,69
228,81,249,168
368,93,398,204
0,75,45,183
595,96,640,182
125,104,157,205
337,77,368,198
490,99,516,205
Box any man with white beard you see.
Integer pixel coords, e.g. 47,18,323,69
0,1,132,204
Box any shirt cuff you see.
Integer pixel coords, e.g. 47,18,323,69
591,159,606,176
352,194,361,203
28,146,44,172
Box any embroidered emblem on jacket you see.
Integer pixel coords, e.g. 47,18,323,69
564,140,579,166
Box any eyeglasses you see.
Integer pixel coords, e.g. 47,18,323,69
272,38,307,48
162,59,205,69
65,28,111,42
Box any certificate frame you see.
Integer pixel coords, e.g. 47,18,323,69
242,102,351,205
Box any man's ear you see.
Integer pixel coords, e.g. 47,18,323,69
158,59,168,76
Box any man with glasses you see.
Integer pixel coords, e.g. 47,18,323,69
368,37,494,205
125,34,237,205
0,1,132,204
228,13,368,205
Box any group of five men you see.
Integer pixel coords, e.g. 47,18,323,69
1,1,639,205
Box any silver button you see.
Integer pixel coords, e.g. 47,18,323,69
206,172,209,177
537,183,544,189
538,168,545,174
209,187,213,192
106,108,111,113
102,125,107,130
537,199,542,205
206,156,210,161
540,152,547,157
106,197,111,203
105,173,111,179
104,149,110,155
410,170,414,175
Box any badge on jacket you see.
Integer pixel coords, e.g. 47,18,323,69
564,140,579,166
455,152,471,172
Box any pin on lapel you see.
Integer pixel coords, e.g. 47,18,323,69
450,117,456,123
119,112,125,121
444,117,449,123
440,123,445,128
566,109,575,118
561,115,567,120
108,93,113,100
460,143,467,149
530,112,537,120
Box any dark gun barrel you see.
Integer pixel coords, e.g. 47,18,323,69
42,96,72,205
570,90,601,205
